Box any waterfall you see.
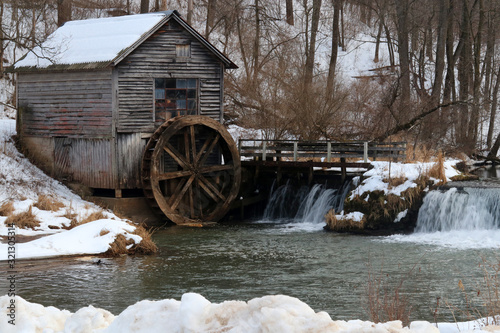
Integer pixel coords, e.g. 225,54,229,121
416,187,500,232
263,182,351,223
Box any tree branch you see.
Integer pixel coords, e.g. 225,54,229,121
373,100,468,142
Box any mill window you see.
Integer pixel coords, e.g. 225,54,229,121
155,78,198,119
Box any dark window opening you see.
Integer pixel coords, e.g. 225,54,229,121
155,78,198,119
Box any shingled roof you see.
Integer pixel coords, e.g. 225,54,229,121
14,10,237,72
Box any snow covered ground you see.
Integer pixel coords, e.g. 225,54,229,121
2,293,499,333
0,118,146,260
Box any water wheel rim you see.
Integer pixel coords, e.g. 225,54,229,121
149,116,241,224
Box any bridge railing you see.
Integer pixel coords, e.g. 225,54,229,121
238,139,406,163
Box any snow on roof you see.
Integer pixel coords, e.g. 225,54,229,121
14,12,174,69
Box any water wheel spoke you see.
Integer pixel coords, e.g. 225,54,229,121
164,143,190,169
157,170,193,181
170,175,196,211
198,174,226,202
167,177,188,207
198,134,220,167
188,183,195,219
195,133,215,164
184,128,190,163
190,125,197,163
199,164,233,174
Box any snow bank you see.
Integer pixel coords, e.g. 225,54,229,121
0,293,468,333
349,160,461,199
0,219,141,260
0,118,144,260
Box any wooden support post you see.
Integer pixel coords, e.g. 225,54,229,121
115,189,122,198
277,166,282,185
262,141,267,161
293,142,298,161
340,157,346,184
327,142,332,162
364,142,368,163
308,166,313,185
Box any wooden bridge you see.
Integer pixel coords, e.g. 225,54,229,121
239,139,406,181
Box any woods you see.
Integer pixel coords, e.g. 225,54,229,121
1,0,500,157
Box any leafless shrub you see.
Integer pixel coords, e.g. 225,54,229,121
105,234,135,256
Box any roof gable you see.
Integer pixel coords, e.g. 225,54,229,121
14,11,236,72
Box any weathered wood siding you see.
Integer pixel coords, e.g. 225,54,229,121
17,70,113,138
117,133,148,188
115,20,224,133
54,137,115,188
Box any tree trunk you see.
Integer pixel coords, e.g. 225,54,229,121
326,0,341,95
394,0,410,112
457,0,473,149
57,0,72,27
431,0,449,103
252,0,260,83
487,65,500,150
205,0,216,37
286,0,294,25
187,0,193,24
140,0,149,13
304,0,322,87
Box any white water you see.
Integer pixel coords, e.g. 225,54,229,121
386,187,500,249
261,182,351,231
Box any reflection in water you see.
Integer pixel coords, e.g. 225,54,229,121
16,224,495,323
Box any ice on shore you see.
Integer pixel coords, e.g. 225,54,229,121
3,293,496,333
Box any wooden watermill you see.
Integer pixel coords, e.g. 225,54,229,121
142,116,241,225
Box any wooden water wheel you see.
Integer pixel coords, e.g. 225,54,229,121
142,116,241,225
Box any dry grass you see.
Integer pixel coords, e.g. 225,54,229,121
428,151,447,184
325,209,366,232
131,225,158,254
80,210,108,224
105,234,135,256
34,194,65,212
99,229,110,236
103,224,158,256
61,206,79,230
384,175,408,188
0,201,14,216
4,206,40,229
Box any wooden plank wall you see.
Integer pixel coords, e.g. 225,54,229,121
116,20,224,133
117,133,146,189
54,138,115,188
17,70,113,138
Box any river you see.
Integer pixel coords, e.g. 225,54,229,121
14,166,500,323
